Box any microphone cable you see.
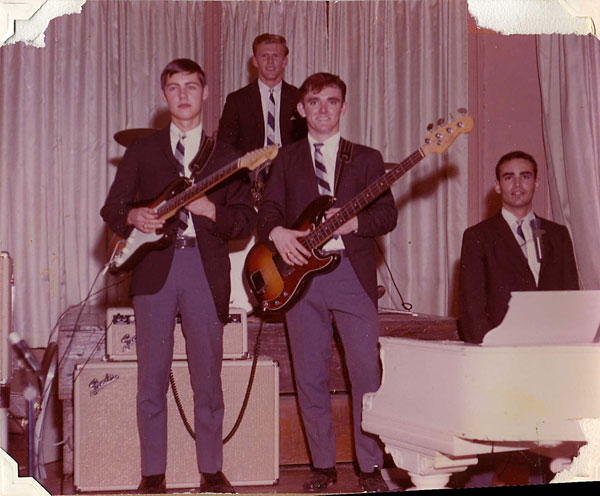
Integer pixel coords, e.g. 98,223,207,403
375,239,413,312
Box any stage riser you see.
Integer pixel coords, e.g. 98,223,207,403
73,359,278,491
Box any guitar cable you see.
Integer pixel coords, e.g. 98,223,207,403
375,239,413,312
169,317,265,444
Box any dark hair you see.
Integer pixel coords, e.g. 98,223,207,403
495,150,538,179
298,73,347,103
160,58,206,90
252,33,289,57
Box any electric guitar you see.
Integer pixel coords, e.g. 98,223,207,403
245,116,474,313
106,145,278,274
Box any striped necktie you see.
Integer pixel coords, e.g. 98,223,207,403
266,89,276,146
313,143,332,196
174,134,188,234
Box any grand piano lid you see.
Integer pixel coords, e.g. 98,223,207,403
482,290,600,346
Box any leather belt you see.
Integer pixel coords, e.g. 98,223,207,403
174,236,196,249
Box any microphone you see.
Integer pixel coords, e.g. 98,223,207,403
530,218,545,263
8,332,43,379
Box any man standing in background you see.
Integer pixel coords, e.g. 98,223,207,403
218,33,307,202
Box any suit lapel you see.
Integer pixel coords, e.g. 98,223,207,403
537,217,555,281
333,138,353,194
249,81,265,142
157,126,181,174
298,139,320,195
279,81,294,139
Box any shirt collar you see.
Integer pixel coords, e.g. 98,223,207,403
258,78,282,96
501,207,535,227
169,121,203,141
307,132,341,151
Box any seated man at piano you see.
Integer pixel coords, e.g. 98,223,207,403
458,150,579,486
459,150,579,345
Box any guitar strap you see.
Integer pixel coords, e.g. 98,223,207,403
189,133,216,178
333,138,354,194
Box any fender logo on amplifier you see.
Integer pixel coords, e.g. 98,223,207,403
88,373,119,396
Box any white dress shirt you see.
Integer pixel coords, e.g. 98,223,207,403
308,132,345,252
502,207,541,285
258,79,282,147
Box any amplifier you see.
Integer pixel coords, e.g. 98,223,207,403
0,252,13,384
73,358,279,492
105,307,248,360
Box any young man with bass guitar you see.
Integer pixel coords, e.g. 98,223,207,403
256,72,396,493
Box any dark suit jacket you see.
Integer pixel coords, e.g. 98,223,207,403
459,212,579,343
217,80,307,153
101,126,256,323
257,137,397,306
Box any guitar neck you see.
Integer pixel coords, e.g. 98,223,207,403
302,148,425,250
155,158,241,218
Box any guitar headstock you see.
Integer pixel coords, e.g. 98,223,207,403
240,144,279,171
421,115,474,157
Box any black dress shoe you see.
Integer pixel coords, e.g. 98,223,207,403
137,473,166,494
302,467,337,492
358,468,389,492
199,471,236,493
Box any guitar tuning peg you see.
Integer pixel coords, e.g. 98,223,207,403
426,123,434,131
437,118,445,126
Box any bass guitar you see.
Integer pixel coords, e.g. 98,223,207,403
245,116,474,313
106,145,278,274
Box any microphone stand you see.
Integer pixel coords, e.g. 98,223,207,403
10,333,47,478
23,384,38,478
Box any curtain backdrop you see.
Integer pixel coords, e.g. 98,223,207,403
329,0,469,314
0,0,468,346
536,34,600,290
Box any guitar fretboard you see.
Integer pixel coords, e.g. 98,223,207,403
301,149,425,250
155,159,241,218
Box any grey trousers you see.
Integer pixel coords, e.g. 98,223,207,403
133,247,224,476
286,255,385,472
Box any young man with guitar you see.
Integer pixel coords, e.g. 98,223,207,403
256,73,397,493
101,59,257,494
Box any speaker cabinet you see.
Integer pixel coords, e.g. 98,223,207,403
0,252,13,384
73,359,278,492
105,307,248,360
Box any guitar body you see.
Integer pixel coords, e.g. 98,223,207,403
243,115,475,313
245,196,341,313
107,177,190,274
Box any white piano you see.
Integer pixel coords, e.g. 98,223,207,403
362,290,600,489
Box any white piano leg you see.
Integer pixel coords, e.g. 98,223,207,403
384,444,479,490
406,472,452,490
